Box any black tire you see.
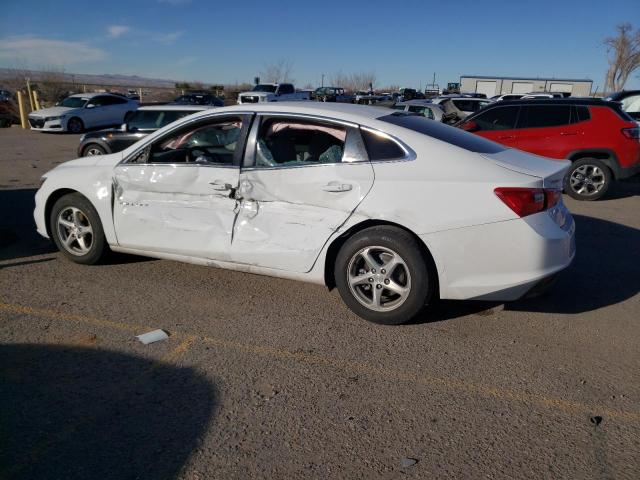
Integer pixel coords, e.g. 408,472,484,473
563,158,612,201
66,117,84,134
82,143,106,156
50,193,108,265
334,226,435,325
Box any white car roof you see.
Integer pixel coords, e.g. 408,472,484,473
138,105,210,112
184,102,395,124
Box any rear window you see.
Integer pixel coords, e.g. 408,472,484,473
474,106,519,131
361,129,406,160
377,113,507,154
518,105,571,128
571,106,591,123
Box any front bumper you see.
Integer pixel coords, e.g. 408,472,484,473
420,205,575,302
28,117,65,132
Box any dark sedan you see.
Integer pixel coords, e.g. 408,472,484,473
77,105,208,156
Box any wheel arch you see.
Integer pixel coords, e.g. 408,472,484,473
323,219,439,297
44,188,80,238
81,140,112,156
566,149,620,178
65,116,84,132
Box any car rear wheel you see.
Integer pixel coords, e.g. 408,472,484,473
50,193,107,264
82,144,106,156
335,226,435,325
564,158,611,201
67,117,84,134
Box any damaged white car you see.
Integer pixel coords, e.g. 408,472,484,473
35,103,575,324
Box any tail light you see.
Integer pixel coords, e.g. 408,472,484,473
622,127,640,139
494,187,561,217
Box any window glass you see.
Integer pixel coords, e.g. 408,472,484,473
361,129,405,160
621,94,640,113
452,99,488,112
255,118,346,167
278,84,294,94
60,97,88,108
87,96,107,107
570,106,591,123
408,105,435,120
518,105,571,128
132,117,242,165
128,110,195,130
104,96,128,105
378,113,506,154
474,106,519,131
392,105,406,111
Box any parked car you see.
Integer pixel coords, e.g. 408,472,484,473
0,89,12,102
171,92,224,107
391,100,449,122
77,105,208,157
605,90,640,121
237,83,308,104
457,98,640,200
354,90,380,104
35,102,574,325
27,93,139,133
432,96,493,123
314,87,353,103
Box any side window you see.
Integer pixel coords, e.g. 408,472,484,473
408,106,434,120
255,118,346,167
474,107,519,131
570,106,591,124
278,84,294,95
361,129,405,160
621,94,640,113
107,96,128,105
130,116,243,165
87,96,107,107
518,105,571,128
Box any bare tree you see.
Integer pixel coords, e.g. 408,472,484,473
329,71,377,92
604,23,640,93
260,59,295,83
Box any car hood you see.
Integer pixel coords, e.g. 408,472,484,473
29,106,77,117
483,149,570,189
82,127,123,139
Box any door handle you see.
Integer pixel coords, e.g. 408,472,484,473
560,132,577,136
210,180,232,191
323,182,352,192
498,135,515,140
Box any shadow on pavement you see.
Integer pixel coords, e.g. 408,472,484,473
0,344,216,480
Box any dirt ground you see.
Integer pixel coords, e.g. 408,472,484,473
1,126,639,479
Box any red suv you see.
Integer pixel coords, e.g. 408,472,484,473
458,99,640,200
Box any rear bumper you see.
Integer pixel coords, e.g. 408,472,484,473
420,206,575,302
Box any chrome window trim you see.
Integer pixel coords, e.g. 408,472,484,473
119,111,254,166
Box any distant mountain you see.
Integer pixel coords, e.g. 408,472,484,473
0,68,178,88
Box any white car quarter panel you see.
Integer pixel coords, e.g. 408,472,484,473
231,162,375,272
113,164,239,258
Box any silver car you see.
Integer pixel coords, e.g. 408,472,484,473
392,100,447,122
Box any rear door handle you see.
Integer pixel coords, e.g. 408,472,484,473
210,180,232,191
323,182,352,192
560,132,577,136
498,135,515,140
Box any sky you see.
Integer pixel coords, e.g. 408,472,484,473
1,0,639,91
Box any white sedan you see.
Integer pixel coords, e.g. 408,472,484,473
34,103,575,324
28,93,138,133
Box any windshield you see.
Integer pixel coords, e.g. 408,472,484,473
377,113,506,154
252,84,277,93
60,97,88,108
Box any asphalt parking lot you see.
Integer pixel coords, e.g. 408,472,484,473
1,126,639,479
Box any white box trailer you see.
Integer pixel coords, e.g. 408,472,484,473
460,76,593,97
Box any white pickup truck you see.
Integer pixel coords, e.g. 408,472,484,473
237,83,309,104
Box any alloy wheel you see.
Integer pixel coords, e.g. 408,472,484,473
347,246,412,312
56,206,94,256
569,164,606,197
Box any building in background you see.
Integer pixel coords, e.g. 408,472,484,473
460,75,593,97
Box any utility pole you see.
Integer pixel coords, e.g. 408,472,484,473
321,74,325,87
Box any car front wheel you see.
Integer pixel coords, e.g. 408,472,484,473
66,117,84,134
50,193,107,264
564,158,611,201
82,144,106,156
335,226,435,325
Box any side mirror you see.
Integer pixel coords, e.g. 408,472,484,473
460,120,478,132
121,123,128,132
86,103,95,109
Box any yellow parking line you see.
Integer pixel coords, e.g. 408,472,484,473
1,301,639,424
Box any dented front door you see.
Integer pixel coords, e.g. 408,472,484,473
113,163,239,258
